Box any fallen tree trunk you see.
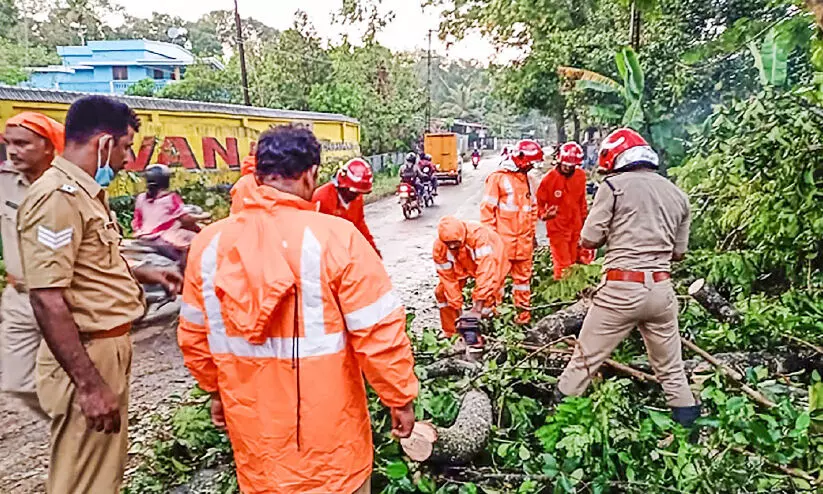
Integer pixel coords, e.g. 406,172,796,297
421,358,482,380
688,279,741,324
401,389,492,464
526,298,591,345
681,338,777,408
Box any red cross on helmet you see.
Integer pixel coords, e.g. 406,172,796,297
598,128,659,172
511,139,544,169
558,142,584,165
336,158,374,194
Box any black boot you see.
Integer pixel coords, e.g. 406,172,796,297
672,404,702,442
551,388,567,407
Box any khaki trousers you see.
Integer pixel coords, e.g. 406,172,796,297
558,279,696,407
36,334,132,494
1,285,47,417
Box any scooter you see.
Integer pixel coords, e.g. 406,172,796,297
471,155,480,169
120,204,211,328
398,182,422,219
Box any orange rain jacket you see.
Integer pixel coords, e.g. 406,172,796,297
433,216,507,311
230,154,257,215
312,182,380,255
178,184,418,494
480,166,538,261
536,167,588,238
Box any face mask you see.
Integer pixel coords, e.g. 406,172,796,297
95,135,115,187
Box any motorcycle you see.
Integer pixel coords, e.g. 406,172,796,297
471,155,480,169
420,179,435,208
120,204,212,328
397,182,422,219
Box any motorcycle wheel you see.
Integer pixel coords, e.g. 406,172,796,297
403,206,413,219
426,195,434,207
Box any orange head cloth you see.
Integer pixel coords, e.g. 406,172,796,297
5,112,65,154
438,215,467,245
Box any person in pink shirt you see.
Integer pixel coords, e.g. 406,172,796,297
132,164,201,268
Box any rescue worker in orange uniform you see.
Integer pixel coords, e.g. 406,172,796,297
230,146,258,215
537,142,589,280
178,125,418,494
555,128,700,428
481,139,543,325
433,216,508,337
0,112,64,419
313,158,380,256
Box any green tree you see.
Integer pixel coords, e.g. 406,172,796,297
157,64,242,104
125,78,157,97
245,11,331,110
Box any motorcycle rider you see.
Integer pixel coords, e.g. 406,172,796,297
481,139,543,325
313,158,381,257
471,148,481,165
417,152,438,196
399,152,425,199
132,164,201,269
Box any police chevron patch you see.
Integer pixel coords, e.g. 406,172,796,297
37,226,73,250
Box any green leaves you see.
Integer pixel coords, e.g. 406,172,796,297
385,461,409,480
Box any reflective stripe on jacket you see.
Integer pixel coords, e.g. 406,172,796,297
480,169,537,260
179,184,418,494
433,220,507,310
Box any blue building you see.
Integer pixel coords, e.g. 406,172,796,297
24,39,223,95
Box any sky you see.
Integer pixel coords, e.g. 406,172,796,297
111,0,518,63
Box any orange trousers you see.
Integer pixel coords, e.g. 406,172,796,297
435,280,464,337
506,259,533,324
549,234,580,280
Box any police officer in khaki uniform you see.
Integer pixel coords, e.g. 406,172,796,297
0,112,64,418
555,128,701,428
17,96,181,494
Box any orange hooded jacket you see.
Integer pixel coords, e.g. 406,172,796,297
230,154,258,215
312,181,380,255
480,166,538,261
179,184,418,494
433,216,507,311
536,167,588,238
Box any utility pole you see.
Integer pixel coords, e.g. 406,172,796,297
629,0,642,51
426,30,434,132
234,0,251,106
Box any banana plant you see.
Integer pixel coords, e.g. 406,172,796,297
749,16,813,87
557,46,645,128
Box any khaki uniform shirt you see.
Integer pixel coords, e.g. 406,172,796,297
0,161,29,281
581,169,690,271
17,156,145,332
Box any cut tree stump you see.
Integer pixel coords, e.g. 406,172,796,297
401,389,492,464
526,298,591,345
688,279,741,324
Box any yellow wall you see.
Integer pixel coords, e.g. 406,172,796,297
0,98,361,197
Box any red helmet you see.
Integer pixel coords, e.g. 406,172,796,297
598,128,659,172
558,142,584,165
511,139,544,169
336,158,374,194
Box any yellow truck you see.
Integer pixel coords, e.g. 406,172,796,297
425,132,462,185
0,86,361,197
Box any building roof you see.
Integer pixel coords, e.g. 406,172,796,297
453,120,489,129
0,86,359,124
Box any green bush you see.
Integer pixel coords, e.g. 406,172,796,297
671,89,823,294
